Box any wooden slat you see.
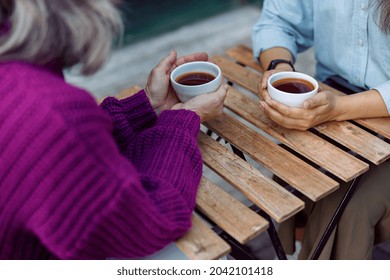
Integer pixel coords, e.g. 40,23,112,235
354,118,390,140
196,177,268,243
213,55,260,93
214,54,390,164
175,214,231,260
97,85,142,104
224,45,390,141
225,44,263,72
315,121,390,165
204,113,339,202
198,132,304,223
316,84,390,164
224,86,368,181
116,85,142,99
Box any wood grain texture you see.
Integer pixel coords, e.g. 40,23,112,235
204,113,339,202
175,214,231,260
315,121,390,165
198,132,304,223
213,55,260,93
224,86,369,181
196,177,268,243
225,44,263,72
97,85,142,104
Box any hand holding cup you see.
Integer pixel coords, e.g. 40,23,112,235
267,71,318,107
170,61,223,102
169,60,227,122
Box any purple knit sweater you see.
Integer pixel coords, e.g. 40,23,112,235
0,61,202,259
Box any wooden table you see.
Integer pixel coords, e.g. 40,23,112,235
107,44,390,260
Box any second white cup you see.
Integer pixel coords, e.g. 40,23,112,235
267,71,318,107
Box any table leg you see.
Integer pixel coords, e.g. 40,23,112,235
310,175,362,259
218,230,259,260
265,214,287,260
250,205,287,260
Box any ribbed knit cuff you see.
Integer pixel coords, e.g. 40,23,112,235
100,90,157,131
157,110,201,138
116,89,157,121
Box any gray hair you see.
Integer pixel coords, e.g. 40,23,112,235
0,0,123,75
377,0,390,33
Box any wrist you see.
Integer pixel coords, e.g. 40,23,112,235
171,103,203,122
274,63,295,72
332,95,349,121
267,59,295,71
144,87,163,115
144,87,156,107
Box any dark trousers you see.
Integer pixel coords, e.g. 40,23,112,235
323,75,367,95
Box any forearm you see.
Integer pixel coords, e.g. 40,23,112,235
259,47,295,71
100,90,157,152
32,110,200,259
126,110,202,206
333,90,389,121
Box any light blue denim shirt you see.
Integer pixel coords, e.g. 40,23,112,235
252,0,390,113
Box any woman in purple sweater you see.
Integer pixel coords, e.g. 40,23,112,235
0,0,227,259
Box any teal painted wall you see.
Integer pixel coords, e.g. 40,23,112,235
121,0,262,44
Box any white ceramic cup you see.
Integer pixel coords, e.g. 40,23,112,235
267,71,318,107
170,61,222,102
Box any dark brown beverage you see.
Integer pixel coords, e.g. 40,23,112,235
176,72,215,86
272,78,315,94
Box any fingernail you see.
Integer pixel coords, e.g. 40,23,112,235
259,101,265,110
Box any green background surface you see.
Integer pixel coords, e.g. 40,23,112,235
121,0,262,44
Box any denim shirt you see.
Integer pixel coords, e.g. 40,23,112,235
252,0,390,113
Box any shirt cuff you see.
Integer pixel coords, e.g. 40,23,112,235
372,82,390,114
252,28,298,61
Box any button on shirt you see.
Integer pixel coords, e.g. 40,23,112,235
252,0,390,113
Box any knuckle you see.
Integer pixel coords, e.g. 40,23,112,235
151,68,158,75
280,115,287,125
284,106,292,116
301,121,312,130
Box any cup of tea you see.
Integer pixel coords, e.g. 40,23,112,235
170,61,222,102
267,71,318,107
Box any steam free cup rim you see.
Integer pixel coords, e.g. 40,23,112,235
170,61,222,102
267,71,319,107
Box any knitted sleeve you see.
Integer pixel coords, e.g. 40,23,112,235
22,91,202,259
99,90,158,153
99,90,202,206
